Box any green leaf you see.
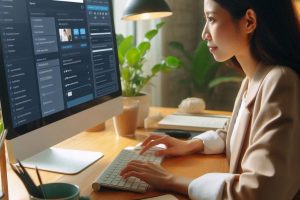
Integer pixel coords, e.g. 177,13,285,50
118,53,124,65
152,64,162,74
138,41,151,56
0,115,4,134
156,21,165,29
168,41,192,61
151,56,181,74
165,56,181,68
161,63,174,72
209,76,243,88
116,34,125,46
191,40,217,91
126,48,141,66
0,121,3,134
117,21,183,96
145,29,158,41
121,67,130,81
132,74,143,85
169,41,185,52
118,35,134,57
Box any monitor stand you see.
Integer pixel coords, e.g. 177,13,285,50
21,147,103,174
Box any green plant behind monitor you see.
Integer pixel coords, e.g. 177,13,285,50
117,21,181,97
0,116,3,134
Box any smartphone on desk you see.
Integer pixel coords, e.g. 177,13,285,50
152,129,203,139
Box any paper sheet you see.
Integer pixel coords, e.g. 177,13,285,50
139,194,178,200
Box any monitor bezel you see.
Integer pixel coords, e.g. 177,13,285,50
0,0,122,140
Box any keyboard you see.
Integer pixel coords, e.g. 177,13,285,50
92,146,164,193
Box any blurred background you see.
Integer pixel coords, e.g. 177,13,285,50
113,0,300,111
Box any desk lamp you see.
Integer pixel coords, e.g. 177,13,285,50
122,0,172,21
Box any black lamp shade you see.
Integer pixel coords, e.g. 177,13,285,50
122,0,172,21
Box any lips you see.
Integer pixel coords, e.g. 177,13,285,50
208,46,217,52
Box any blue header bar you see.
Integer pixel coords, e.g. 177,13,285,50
87,5,109,11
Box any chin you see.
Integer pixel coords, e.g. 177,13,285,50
212,54,229,62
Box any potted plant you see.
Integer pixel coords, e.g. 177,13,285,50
117,21,181,127
169,40,243,107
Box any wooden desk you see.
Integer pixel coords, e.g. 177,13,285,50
6,107,230,200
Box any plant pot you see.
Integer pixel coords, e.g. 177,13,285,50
123,93,150,128
86,122,106,132
113,99,139,136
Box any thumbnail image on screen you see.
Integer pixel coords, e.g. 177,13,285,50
59,28,73,42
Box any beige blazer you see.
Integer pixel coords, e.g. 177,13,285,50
223,65,300,199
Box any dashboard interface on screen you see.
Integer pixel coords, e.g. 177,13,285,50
0,0,121,136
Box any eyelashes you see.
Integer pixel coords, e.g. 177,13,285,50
204,14,216,23
206,16,216,23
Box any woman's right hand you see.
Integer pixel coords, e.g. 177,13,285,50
140,134,204,157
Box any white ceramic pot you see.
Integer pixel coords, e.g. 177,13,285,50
123,93,150,128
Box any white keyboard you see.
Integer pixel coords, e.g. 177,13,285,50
92,146,164,193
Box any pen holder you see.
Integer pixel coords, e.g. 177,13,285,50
29,183,89,200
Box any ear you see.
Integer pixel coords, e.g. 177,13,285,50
244,9,257,33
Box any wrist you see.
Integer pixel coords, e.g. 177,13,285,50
166,175,191,195
187,139,204,153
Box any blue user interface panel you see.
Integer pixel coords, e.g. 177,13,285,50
0,0,120,128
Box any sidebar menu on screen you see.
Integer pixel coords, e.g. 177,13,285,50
0,0,41,127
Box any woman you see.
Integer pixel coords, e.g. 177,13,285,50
121,0,300,199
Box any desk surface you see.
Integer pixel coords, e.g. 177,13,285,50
6,107,230,200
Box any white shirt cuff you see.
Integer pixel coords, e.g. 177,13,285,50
188,173,234,200
193,130,225,154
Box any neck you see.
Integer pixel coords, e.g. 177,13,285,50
236,50,259,80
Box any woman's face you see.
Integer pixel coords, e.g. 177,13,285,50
202,0,249,62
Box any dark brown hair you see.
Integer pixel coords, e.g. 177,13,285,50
214,0,300,75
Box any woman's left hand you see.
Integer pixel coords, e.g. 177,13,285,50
120,160,192,195
120,160,173,191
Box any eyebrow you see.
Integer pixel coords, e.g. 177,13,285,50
204,11,217,15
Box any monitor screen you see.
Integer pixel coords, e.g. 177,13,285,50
0,0,121,138
0,0,123,173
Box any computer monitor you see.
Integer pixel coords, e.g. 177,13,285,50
0,0,122,174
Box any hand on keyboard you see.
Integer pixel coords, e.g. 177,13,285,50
120,156,172,192
134,143,166,153
93,135,199,194
139,134,201,157
92,146,164,193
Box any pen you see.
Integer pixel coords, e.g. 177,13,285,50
0,129,7,150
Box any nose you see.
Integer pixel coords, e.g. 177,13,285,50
201,24,211,41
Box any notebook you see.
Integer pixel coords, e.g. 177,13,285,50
158,114,230,132
139,194,178,200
